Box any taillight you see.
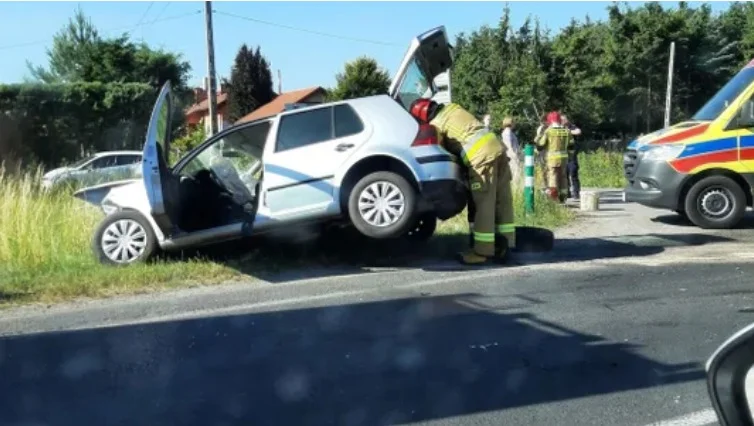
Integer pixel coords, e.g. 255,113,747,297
411,123,439,147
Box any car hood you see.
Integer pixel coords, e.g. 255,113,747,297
628,121,711,149
73,178,142,206
43,167,71,179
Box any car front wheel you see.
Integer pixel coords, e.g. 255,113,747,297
92,210,158,265
684,175,747,229
348,171,417,239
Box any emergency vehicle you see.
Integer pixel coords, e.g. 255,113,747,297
624,59,754,229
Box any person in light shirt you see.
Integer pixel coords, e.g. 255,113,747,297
500,116,521,186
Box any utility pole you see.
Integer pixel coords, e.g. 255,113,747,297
277,69,282,94
204,1,219,136
664,41,676,128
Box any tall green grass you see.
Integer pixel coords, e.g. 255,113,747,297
0,162,579,306
578,150,626,188
0,166,235,304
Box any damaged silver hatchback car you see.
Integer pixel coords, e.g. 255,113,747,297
75,26,468,265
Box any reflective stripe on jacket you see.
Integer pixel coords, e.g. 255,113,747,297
536,126,573,166
430,103,503,167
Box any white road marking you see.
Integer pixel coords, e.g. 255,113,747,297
644,409,718,426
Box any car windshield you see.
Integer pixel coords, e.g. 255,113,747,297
70,155,96,169
395,57,434,110
692,66,754,121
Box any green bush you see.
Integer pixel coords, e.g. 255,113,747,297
171,126,206,162
0,82,158,167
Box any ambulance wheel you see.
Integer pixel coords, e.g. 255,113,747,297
404,213,437,242
514,226,554,252
684,175,746,229
348,171,417,239
92,210,158,266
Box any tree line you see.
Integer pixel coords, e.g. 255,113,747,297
451,2,754,145
3,2,753,167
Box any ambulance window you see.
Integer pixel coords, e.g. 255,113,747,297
693,66,754,121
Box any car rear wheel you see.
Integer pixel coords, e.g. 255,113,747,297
92,210,158,266
348,171,417,239
684,175,746,229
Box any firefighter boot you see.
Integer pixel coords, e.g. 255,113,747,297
457,250,488,265
494,236,510,264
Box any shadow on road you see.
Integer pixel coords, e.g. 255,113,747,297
0,293,703,426
651,211,754,228
164,225,736,283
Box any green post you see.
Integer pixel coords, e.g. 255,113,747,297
524,143,535,214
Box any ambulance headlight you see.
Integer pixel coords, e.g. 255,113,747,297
639,144,685,161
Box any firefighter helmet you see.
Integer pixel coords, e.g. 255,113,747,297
546,111,561,125
409,98,434,123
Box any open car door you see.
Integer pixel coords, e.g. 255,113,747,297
389,26,453,111
142,82,177,236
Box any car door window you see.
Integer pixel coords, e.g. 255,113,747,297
88,156,118,170
180,122,271,203
334,104,364,138
115,155,142,166
276,107,333,152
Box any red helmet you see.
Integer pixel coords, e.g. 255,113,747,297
409,98,433,123
546,111,561,125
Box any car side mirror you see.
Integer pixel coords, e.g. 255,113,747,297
706,322,754,426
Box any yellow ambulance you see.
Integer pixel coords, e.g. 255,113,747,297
624,59,754,229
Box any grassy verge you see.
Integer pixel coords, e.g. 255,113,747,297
0,165,575,306
578,149,626,188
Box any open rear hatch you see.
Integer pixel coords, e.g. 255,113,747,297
389,26,453,110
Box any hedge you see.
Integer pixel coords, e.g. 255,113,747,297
0,82,160,168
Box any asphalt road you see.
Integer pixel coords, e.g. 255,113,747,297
2,190,754,426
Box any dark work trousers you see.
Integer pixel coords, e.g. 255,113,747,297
567,153,581,199
467,187,477,248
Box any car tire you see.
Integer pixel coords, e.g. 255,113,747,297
92,210,158,266
684,175,747,229
405,212,437,242
348,171,417,239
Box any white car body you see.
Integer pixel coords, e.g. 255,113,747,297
42,150,142,190
75,26,467,263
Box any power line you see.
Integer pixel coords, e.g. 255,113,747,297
134,1,155,28
134,2,155,41
214,10,398,47
147,2,172,28
0,10,201,52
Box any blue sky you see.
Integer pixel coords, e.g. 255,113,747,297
0,1,733,92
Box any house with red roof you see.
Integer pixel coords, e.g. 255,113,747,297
184,84,327,131
236,86,327,124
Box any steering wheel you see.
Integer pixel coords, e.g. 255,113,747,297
205,167,228,192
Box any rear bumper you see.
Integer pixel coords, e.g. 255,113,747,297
414,153,467,220
420,179,467,220
623,157,686,210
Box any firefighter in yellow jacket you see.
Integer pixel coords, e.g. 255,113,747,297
409,99,515,265
536,111,574,203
